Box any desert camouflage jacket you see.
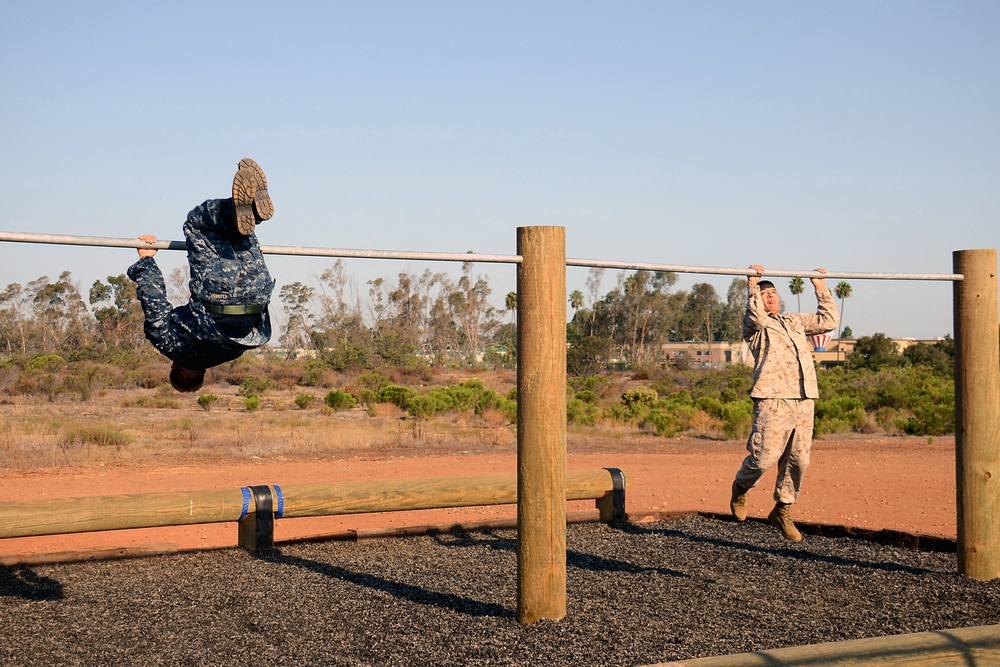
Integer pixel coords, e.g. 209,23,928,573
742,285,838,399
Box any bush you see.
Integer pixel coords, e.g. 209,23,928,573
244,395,260,412
324,390,356,411
642,409,683,437
197,394,219,411
376,384,417,409
239,375,273,396
295,393,316,409
406,393,450,419
567,398,598,425
622,386,659,414
719,400,753,439
28,354,66,373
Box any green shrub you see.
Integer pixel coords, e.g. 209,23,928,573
407,393,450,419
602,404,629,423
244,394,260,412
897,402,954,436
498,397,518,422
719,400,753,439
694,396,723,417
295,393,316,409
622,386,658,414
567,398,598,425
575,390,599,405
357,372,392,392
300,359,329,387
643,409,683,437
815,396,868,435
324,390,356,411
376,384,416,409
239,376,273,396
28,354,66,373
197,394,219,411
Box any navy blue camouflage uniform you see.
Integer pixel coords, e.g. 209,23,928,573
127,198,275,371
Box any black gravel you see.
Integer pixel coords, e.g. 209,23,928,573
2,515,999,666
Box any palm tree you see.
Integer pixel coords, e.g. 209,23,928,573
505,291,517,324
788,277,804,313
834,281,853,359
569,290,584,315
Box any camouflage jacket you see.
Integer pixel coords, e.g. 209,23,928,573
742,285,838,399
126,199,274,371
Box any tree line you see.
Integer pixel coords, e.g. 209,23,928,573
1,265,858,371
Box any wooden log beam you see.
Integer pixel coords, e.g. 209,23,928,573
649,623,1000,666
0,469,617,539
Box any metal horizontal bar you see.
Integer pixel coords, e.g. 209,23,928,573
0,231,523,265
567,257,964,282
0,230,965,280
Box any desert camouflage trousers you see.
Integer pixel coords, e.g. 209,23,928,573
734,398,814,505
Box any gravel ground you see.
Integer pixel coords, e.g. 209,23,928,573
2,515,999,666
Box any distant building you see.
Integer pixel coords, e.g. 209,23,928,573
659,341,749,369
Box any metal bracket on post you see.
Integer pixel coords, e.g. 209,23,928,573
598,468,626,522
238,485,274,552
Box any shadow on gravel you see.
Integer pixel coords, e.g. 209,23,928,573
618,522,936,575
432,528,693,579
258,549,515,619
0,565,64,601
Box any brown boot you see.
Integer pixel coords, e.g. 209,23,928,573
730,481,748,522
232,158,274,235
768,502,802,542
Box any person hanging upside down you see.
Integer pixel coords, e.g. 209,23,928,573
128,158,276,392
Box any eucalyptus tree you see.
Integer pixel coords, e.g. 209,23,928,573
89,274,144,351
278,281,316,350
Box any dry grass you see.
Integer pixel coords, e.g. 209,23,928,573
0,383,520,472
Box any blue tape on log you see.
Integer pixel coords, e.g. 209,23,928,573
239,487,251,521
274,485,284,518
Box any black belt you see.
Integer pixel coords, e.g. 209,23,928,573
202,301,265,316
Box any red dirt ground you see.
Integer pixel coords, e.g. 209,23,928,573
0,435,955,564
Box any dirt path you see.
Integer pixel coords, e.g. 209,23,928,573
0,435,954,562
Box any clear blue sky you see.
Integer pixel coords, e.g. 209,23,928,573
1,1,997,340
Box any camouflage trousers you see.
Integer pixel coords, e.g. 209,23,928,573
734,398,814,505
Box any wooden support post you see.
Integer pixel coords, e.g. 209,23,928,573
953,249,1000,580
516,226,567,624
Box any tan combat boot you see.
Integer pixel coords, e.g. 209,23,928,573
730,481,748,522
768,502,802,542
232,158,274,235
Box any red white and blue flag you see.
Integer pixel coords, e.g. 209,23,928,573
810,333,832,351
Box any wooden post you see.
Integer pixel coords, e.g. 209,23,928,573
953,249,1000,580
516,226,567,623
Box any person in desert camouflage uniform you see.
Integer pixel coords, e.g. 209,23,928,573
729,264,838,541
128,158,276,392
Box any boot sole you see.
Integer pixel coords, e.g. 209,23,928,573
238,158,274,222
